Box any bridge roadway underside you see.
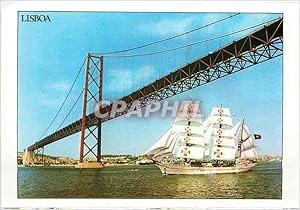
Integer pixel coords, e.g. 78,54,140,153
28,18,283,151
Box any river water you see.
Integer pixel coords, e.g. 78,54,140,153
18,161,281,199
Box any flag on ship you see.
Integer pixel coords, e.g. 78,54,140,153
253,134,262,139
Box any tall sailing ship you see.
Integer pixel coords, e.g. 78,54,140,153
145,103,261,175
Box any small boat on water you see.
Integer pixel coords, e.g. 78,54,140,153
145,103,261,175
22,148,34,166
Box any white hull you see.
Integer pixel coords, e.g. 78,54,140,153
156,163,257,175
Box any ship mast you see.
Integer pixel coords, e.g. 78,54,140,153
184,102,193,162
238,117,245,158
219,104,223,130
216,104,223,166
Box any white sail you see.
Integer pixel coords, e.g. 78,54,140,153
202,116,213,131
232,121,241,136
210,107,231,117
145,106,204,159
209,115,233,128
205,107,235,160
212,128,235,138
172,124,204,135
174,102,203,125
240,147,258,159
22,148,34,165
175,145,206,160
235,120,259,159
144,128,173,156
204,123,214,141
153,133,180,158
235,121,252,142
232,122,241,151
178,135,208,146
240,124,256,151
203,115,233,130
210,146,236,161
212,136,236,148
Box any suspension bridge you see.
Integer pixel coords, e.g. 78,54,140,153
23,15,283,168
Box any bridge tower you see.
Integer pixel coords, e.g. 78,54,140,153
77,53,104,168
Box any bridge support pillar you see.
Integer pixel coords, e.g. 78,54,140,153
78,53,104,169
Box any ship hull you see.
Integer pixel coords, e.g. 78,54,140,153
156,163,257,175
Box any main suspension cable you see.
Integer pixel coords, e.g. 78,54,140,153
37,57,87,140
92,13,240,55
102,17,280,58
55,60,101,131
55,90,84,132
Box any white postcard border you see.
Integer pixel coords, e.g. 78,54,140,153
1,0,299,209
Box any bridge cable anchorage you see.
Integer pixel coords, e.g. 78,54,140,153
36,57,87,141
91,13,240,55
99,17,281,58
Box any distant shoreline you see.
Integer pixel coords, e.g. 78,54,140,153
17,159,282,168
17,163,141,167
18,152,282,168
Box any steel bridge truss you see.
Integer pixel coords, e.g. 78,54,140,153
28,18,283,153
97,18,283,122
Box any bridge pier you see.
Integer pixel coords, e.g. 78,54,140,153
77,53,104,169
75,162,104,169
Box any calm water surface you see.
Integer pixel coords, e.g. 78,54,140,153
18,161,281,199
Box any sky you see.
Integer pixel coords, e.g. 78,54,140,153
18,12,282,158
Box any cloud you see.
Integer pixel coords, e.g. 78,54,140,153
137,17,196,37
47,81,71,92
135,14,237,37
